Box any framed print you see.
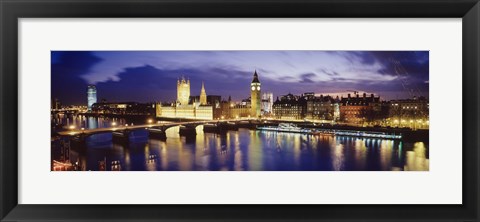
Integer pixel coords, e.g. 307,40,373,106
1,0,479,221
50,50,430,172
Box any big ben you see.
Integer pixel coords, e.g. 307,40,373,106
251,70,261,118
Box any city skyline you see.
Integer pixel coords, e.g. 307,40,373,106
51,50,429,171
51,51,429,105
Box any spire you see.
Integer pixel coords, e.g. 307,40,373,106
180,75,187,84
200,81,207,105
251,70,260,83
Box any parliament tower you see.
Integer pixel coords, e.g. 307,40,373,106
250,70,261,118
177,76,190,105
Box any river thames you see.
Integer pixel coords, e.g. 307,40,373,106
52,115,429,171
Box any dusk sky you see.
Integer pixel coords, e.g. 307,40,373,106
51,51,429,105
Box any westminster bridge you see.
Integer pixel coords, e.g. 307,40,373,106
57,119,260,145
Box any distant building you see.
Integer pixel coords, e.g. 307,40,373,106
207,95,222,108
218,96,252,119
333,100,340,121
87,85,97,111
230,104,251,119
339,92,382,125
303,92,315,99
218,96,245,119
388,96,429,129
305,95,337,121
92,102,155,115
272,93,307,120
52,98,61,110
271,93,340,121
261,92,274,115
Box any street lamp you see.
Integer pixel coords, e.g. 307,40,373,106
147,119,153,124
69,125,76,130
111,122,117,127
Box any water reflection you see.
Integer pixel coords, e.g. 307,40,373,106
53,115,429,171
354,139,367,170
404,142,429,171
331,138,344,171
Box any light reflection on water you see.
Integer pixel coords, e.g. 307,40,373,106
404,142,429,171
53,115,429,171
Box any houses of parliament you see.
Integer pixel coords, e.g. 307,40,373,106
156,71,263,120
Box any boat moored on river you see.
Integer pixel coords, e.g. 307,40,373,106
257,123,312,133
330,130,402,140
258,123,402,140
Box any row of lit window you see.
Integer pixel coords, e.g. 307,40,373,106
345,111,360,115
307,103,332,106
392,103,428,106
273,108,302,110
308,108,330,111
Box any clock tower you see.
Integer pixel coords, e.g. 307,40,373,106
250,70,261,118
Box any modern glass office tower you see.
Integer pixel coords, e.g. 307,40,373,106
87,85,97,111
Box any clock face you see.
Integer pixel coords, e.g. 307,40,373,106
257,86,261,91
251,86,255,91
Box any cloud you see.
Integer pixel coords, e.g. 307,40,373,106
52,51,429,104
51,51,102,104
318,68,339,76
299,73,316,83
96,65,255,102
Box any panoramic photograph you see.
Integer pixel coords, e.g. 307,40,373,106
51,51,429,171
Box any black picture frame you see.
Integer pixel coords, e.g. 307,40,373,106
1,0,479,221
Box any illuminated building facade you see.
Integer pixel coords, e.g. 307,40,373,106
339,93,382,125
156,77,215,120
272,94,307,120
305,95,336,121
230,104,251,119
388,96,429,129
270,93,341,122
261,92,274,115
218,96,253,119
191,95,221,107
177,77,190,105
87,85,97,111
333,102,340,121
